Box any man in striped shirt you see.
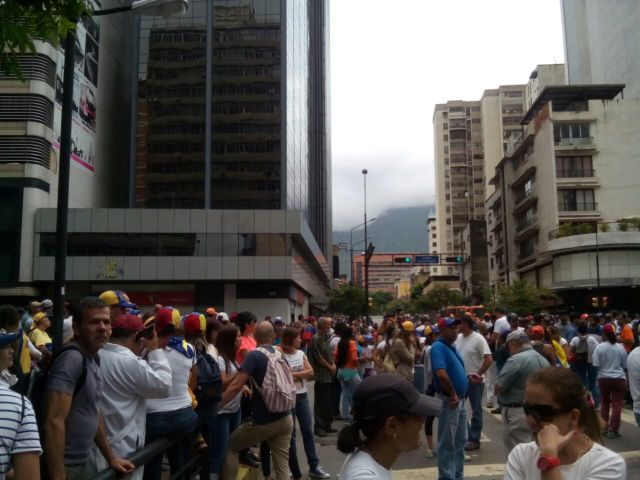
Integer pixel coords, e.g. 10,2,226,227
0,328,42,478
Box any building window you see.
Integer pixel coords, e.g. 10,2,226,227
558,189,596,211
556,156,593,178
518,236,535,259
443,123,448,129
554,123,591,145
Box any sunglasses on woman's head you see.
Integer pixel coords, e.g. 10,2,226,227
523,403,570,422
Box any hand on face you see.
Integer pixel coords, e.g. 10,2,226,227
536,423,579,457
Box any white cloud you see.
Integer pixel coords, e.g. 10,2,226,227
330,0,565,231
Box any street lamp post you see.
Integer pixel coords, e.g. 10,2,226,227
51,0,187,355
362,169,369,320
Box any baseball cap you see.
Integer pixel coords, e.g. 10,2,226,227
99,290,136,309
273,316,284,325
438,317,460,329
603,323,615,335
0,329,21,348
155,307,181,334
506,330,529,343
217,312,230,323
112,313,145,334
41,299,53,309
401,320,415,332
580,313,590,320
530,325,545,336
205,307,217,316
29,300,43,309
183,312,206,335
352,374,442,422
33,312,48,323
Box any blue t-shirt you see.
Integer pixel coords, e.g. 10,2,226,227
430,338,469,397
241,345,290,425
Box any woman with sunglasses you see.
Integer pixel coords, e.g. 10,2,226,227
505,367,625,479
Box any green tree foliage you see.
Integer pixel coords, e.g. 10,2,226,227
1,0,89,78
410,283,423,300
370,290,393,315
328,284,365,318
411,286,464,313
483,280,556,316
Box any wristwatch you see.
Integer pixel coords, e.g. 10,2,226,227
537,455,561,472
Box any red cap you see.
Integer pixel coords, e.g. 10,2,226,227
183,312,206,335
112,313,144,334
580,313,590,320
205,307,217,316
155,307,181,334
530,325,545,336
603,323,615,335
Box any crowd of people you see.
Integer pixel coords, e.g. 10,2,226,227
1,293,640,480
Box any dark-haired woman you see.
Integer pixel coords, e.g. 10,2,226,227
337,374,441,479
235,311,258,364
505,367,625,478
208,324,245,480
335,325,360,423
592,323,628,439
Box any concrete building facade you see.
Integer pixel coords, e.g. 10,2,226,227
352,253,428,294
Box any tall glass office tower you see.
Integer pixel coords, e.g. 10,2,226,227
134,0,331,258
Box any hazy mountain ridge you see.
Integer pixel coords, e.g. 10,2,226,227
333,205,434,255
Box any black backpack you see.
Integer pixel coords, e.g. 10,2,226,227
574,337,589,364
194,350,222,408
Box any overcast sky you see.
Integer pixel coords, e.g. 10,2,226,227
329,0,566,231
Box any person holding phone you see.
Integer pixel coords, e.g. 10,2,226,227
89,313,172,480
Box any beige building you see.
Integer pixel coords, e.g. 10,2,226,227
487,70,640,311
433,100,484,260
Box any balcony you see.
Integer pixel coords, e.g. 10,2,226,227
554,137,594,147
512,189,537,215
556,169,595,178
558,201,597,212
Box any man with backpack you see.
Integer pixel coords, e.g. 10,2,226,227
570,322,600,406
220,320,296,480
44,296,134,480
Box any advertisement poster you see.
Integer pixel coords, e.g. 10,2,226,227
51,0,101,173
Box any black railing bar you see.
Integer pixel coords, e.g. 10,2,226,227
170,451,207,480
94,437,179,480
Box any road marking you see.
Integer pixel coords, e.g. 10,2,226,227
480,432,490,443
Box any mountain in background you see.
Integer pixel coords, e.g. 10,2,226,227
333,205,435,277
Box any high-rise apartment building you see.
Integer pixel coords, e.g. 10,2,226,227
433,100,484,265
486,62,640,311
561,0,640,99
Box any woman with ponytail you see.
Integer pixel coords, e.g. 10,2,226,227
337,374,441,479
505,367,625,479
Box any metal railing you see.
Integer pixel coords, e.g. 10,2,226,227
554,137,593,146
549,220,640,240
94,437,207,480
557,201,597,212
556,168,595,178
516,216,536,232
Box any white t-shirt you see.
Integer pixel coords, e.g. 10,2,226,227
339,449,392,480
282,349,308,394
569,335,599,364
218,356,242,414
627,347,640,415
375,339,394,353
364,345,375,369
146,344,196,413
494,316,510,335
592,342,627,379
505,440,625,480
423,344,433,389
455,331,491,374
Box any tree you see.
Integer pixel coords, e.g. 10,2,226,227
328,284,365,318
411,286,464,313
484,280,556,315
410,283,423,300
1,0,89,78
370,290,393,315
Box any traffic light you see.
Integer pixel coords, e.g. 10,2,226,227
394,256,412,264
368,297,373,307
444,255,464,264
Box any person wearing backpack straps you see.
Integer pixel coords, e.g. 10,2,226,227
570,322,601,408
44,297,135,480
220,320,295,480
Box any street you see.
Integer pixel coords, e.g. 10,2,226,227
302,382,640,479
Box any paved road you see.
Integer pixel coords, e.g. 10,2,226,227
298,382,640,479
